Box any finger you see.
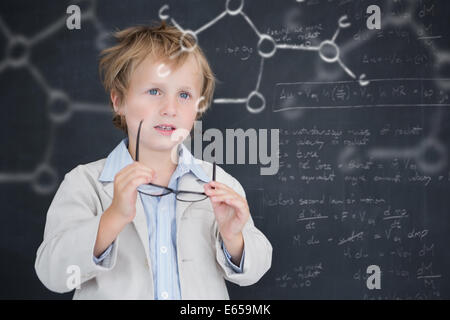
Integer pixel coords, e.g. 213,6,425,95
207,184,243,202
223,198,248,216
116,162,151,183
118,168,146,189
208,181,234,193
121,162,154,177
210,194,238,204
222,199,249,223
114,162,135,182
124,175,153,194
119,170,154,191
134,162,155,177
204,184,228,196
128,164,155,179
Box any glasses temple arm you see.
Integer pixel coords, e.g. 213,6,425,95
136,120,143,162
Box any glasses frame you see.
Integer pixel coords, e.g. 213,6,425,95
135,119,216,202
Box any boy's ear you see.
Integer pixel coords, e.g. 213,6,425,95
110,90,121,114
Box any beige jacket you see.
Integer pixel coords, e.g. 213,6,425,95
34,158,272,299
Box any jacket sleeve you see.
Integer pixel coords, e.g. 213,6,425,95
222,239,244,273
34,165,119,294
215,176,272,286
92,242,114,265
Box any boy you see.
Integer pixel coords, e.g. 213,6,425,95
35,22,272,299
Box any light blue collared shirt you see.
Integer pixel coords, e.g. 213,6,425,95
95,138,244,300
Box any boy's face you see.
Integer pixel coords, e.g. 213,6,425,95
114,54,203,155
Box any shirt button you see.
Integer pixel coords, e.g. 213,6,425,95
160,246,167,254
161,291,169,299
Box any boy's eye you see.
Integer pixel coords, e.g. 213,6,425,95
148,88,160,95
179,92,191,99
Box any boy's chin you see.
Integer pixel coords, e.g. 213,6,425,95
147,140,181,153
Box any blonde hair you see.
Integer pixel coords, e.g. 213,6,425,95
98,21,216,135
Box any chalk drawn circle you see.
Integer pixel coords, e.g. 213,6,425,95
359,74,370,86
32,164,58,195
180,30,198,53
257,34,277,58
415,138,447,175
159,4,170,20
48,91,73,124
7,36,30,67
318,40,339,63
246,90,265,113
338,15,351,28
195,96,208,114
226,0,244,16
157,63,171,78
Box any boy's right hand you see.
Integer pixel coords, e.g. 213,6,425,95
109,162,155,223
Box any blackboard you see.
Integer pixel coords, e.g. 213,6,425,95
1,0,450,299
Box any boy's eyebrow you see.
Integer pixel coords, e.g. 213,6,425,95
147,82,194,91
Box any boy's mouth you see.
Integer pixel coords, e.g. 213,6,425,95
154,124,176,136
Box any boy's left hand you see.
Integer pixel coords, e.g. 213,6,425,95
203,181,250,242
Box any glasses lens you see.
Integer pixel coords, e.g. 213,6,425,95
176,191,208,202
138,184,171,196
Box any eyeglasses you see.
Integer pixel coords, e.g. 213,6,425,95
135,119,216,202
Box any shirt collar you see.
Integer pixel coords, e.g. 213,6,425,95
98,137,210,183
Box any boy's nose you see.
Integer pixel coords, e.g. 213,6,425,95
160,100,177,117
